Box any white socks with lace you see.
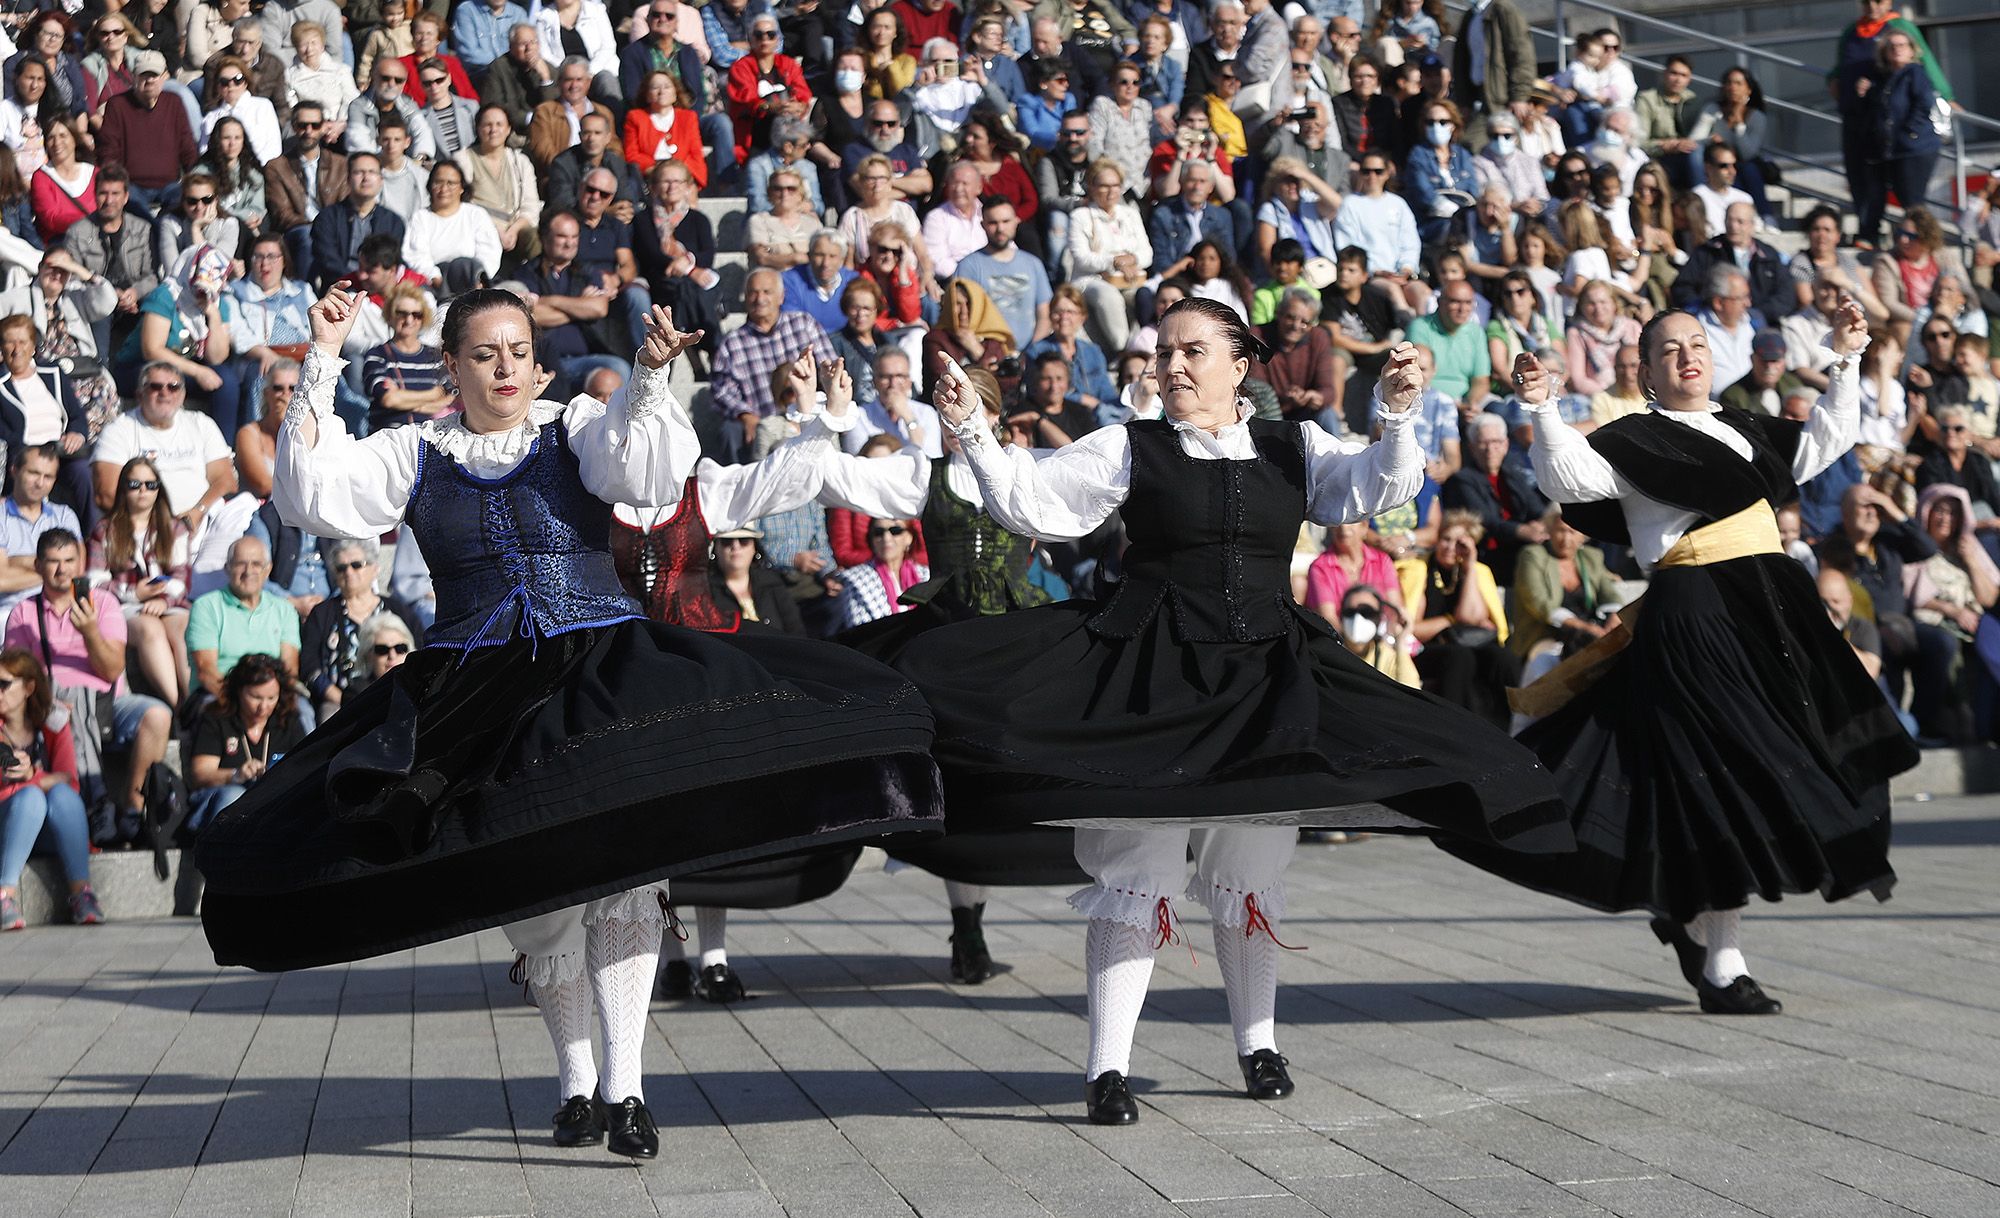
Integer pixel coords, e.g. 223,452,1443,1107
944,880,989,910
1213,920,1280,1057
587,914,661,1104
696,906,729,971
1689,908,1748,987
1084,917,1157,1081
530,967,597,1102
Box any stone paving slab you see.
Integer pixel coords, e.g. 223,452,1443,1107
1,795,1998,1217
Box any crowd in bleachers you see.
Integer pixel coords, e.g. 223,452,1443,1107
0,0,1998,929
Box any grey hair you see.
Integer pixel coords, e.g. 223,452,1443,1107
1470,412,1509,441
1478,180,1512,204
559,54,592,77
873,346,911,373
232,15,261,37
921,36,956,62
750,11,780,32
266,356,301,381
357,611,415,655
810,227,850,254
1279,287,1320,314
509,21,538,38
1936,403,1970,425
1705,264,1748,302
770,115,812,146
329,536,381,567
138,360,185,393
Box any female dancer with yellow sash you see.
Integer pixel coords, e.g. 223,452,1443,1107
1443,301,1917,1015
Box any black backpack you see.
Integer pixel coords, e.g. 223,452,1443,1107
136,761,191,881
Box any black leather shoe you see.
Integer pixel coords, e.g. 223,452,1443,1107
1650,917,1706,990
949,903,994,985
603,1096,660,1159
1698,975,1783,1015
657,959,695,999
1085,1071,1139,1125
695,963,747,1004
1238,1049,1295,1100
551,1095,603,1148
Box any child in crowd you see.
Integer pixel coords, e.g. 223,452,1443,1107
1251,239,1321,326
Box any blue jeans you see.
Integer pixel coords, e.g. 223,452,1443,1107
187,784,246,836
0,783,91,889
618,282,654,352
700,112,737,188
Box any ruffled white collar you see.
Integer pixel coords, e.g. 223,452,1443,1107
419,400,566,475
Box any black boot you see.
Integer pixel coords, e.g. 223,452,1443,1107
949,903,994,985
551,1095,604,1147
1238,1049,1295,1100
603,1096,659,1158
695,962,747,1004
1650,917,1706,990
1084,1071,1139,1125
657,959,695,999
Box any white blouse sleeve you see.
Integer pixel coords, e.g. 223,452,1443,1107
1527,400,1634,503
563,359,702,508
273,348,424,538
1790,353,1860,484
693,435,832,535
948,420,1130,542
817,442,932,519
1301,406,1426,525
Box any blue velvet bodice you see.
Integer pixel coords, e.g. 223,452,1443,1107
406,419,643,648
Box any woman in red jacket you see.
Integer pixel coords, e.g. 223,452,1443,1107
622,70,707,188
725,14,809,167
0,648,95,932
28,117,92,245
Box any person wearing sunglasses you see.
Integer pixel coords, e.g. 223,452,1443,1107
198,53,283,168
91,455,194,703
834,516,926,628
723,13,808,167
260,101,346,267
299,537,427,721
347,54,439,163
350,610,416,692
1330,149,1426,312
79,13,142,119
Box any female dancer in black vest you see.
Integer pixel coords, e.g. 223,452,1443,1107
1444,303,1915,1015
909,298,1573,1125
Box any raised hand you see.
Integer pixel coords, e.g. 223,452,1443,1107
635,304,704,369
820,356,853,418
1510,351,1552,406
932,351,977,428
309,283,363,354
1829,296,1869,356
1377,343,1426,413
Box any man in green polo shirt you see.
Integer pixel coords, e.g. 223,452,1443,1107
187,535,302,701
1406,281,1493,409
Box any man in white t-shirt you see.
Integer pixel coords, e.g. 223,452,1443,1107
1690,143,1754,240
92,362,258,593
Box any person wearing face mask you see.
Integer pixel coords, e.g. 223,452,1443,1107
1403,98,1478,244
1471,111,1545,218
1333,583,1417,686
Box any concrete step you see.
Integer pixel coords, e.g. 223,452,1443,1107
698,195,749,251
1892,746,2000,800
17,847,200,925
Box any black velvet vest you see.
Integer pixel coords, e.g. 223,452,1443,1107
1561,408,1803,545
1090,418,1308,642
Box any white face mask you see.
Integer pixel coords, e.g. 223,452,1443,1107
835,68,865,93
1427,122,1453,146
1342,613,1380,644
1599,129,1624,148
1492,135,1516,157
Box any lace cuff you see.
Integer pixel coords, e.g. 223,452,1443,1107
625,358,673,423
293,348,347,428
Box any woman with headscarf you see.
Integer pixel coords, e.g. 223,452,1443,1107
921,278,1017,402
113,243,242,432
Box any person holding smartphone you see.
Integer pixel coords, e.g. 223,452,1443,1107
186,653,307,833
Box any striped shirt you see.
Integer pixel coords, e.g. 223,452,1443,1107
362,340,449,433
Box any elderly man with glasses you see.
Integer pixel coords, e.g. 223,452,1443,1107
839,102,933,203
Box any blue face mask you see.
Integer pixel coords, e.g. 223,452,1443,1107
1427,122,1453,146
835,68,865,93
1492,135,1517,157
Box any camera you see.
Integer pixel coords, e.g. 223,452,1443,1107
0,743,19,773
995,355,1024,378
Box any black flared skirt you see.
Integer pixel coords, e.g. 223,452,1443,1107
889,599,1573,851
1439,554,1918,922
662,847,864,909
196,619,943,970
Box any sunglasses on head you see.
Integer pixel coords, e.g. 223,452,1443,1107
373,642,411,656
124,478,160,491
869,525,908,537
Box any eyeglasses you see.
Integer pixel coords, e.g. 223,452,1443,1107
870,119,900,128
1711,160,1738,170
581,185,612,198
1945,424,1970,433
268,381,297,394
98,26,124,37
875,245,906,255
1925,329,1955,340
185,194,215,206
1505,286,1534,297
379,72,408,84
649,9,675,19
373,642,411,656
422,75,448,86
393,309,425,320
1601,41,1621,50
752,29,779,39
1897,229,1920,240
1356,166,1387,176
869,525,909,537
294,120,323,132
142,380,184,393
123,478,160,491
770,184,800,193
716,537,756,547
1061,127,1088,138
218,74,246,86
336,560,373,573
251,250,283,262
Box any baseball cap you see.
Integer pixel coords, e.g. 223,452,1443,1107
130,49,166,77
1751,329,1787,360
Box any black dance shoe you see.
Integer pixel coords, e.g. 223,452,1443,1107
657,959,695,999
551,1095,603,1148
1238,1050,1295,1100
949,903,994,985
1650,917,1706,990
604,1096,660,1159
695,963,748,1004
1698,975,1783,1016
1085,1071,1139,1125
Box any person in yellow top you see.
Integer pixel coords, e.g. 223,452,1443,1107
1589,340,1648,425
1399,507,1517,725
1203,65,1250,159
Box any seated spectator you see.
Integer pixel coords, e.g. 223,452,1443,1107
0,253,114,439
308,153,406,294
949,197,1049,352
1373,344,1461,483
780,229,859,334
342,611,415,705
451,0,532,78
187,652,307,832
92,359,242,580
746,116,824,218
0,318,89,519
1563,279,1640,399
28,117,92,246
1873,207,1968,342
456,103,540,263
188,535,301,705
1489,268,1559,378
1508,507,1622,659
230,234,315,392
1472,110,1547,219
922,278,1017,402
285,20,356,143
620,2,708,119
357,1,417,88
1720,329,1805,416
1916,405,2000,524
747,166,818,271
233,370,296,501
1912,277,1989,372
1401,508,1518,728
1252,157,1337,272
0,58,63,184
114,247,244,435
402,160,500,297
1696,265,1757,393
847,349,942,458
1024,285,1117,418
910,38,990,140
1790,204,1886,323
1689,141,1752,238
1253,287,1341,431
1817,483,1954,740
530,0,617,104
546,110,639,214
1856,329,1918,455
968,13,1029,109
97,51,198,216
837,516,928,629
1442,412,1548,585
202,117,267,233
1249,239,1316,327
1307,521,1404,626
200,54,282,166
840,100,933,205
1589,341,1648,426
0,444,81,617
0,647,96,931
1403,97,1478,244
154,168,242,284
1676,200,1784,319
1331,149,1425,312
857,221,928,334
515,209,630,398
79,15,143,130
1450,183,1518,292
1555,198,1648,319
416,55,480,162
299,538,425,720
955,114,1039,247
1334,582,1419,687
1148,157,1235,279
1784,272,1847,392
1408,280,1491,411
839,153,926,272
347,55,438,162
625,69,708,191
1013,350,1093,445
632,159,721,361
262,103,349,277
397,11,476,106
828,278,890,407
360,285,448,433
1017,56,1079,152
1068,159,1151,352
921,162,988,282
477,23,554,135
1912,483,1998,652
1323,245,1403,433
1181,239,1252,321
711,525,804,631
726,13,809,168
712,268,835,462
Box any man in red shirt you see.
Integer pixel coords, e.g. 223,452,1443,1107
96,51,198,214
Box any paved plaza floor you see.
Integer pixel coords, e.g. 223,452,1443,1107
2,795,1998,1217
